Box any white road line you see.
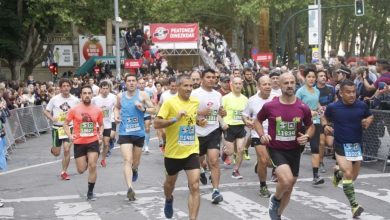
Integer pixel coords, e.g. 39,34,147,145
0,207,14,219
291,187,386,220
354,188,390,204
0,137,159,176
201,191,290,220
132,196,188,220
54,201,101,220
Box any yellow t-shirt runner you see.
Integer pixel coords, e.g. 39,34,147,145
158,95,200,159
222,93,248,125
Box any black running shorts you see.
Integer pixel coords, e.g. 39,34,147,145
268,147,301,177
164,153,200,176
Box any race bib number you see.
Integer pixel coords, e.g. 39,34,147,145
57,127,68,139
80,122,94,137
206,110,218,125
178,125,195,146
275,119,297,141
343,143,363,161
233,110,243,122
125,117,141,132
58,112,66,123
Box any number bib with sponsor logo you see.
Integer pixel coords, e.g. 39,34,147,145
178,125,195,146
343,143,363,161
80,122,94,137
233,110,243,122
206,110,218,125
57,127,68,139
58,112,67,123
275,118,297,141
125,117,141,132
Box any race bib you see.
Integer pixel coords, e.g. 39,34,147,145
206,110,218,125
58,112,67,123
233,110,243,122
178,125,195,146
275,118,297,141
343,143,363,161
80,122,94,137
125,117,141,132
102,108,110,118
57,127,68,139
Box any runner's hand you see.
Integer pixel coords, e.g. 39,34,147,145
245,119,254,129
114,115,121,123
297,132,309,145
361,118,370,129
218,106,227,117
260,134,272,145
176,110,187,120
324,125,333,136
135,101,144,111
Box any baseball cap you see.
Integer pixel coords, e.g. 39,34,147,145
220,76,230,82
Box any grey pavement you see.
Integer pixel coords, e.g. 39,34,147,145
0,130,390,220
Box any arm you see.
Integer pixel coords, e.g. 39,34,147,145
43,109,57,123
98,111,104,139
63,113,74,142
114,93,121,123
361,115,374,129
363,78,376,92
154,116,178,129
141,91,156,114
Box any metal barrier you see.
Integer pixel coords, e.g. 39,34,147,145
362,109,390,172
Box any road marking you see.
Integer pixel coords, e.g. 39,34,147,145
201,191,289,220
0,137,159,176
54,202,101,220
291,187,386,220
354,188,390,204
0,207,14,219
132,196,188,219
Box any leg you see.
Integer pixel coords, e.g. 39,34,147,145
185,169,200,220
255,145,270,183
62,141,71,172
120,144,134,188
207,149,221,189
233,137,246,171
101,136,110,161
164,173,179,200
75,156,88,174
87,151,99,184
274,164,296,214
132,145,143,170
144,119,151,151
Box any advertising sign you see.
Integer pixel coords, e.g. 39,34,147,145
42,45,73,67
150,23,199,43
79,35,106,66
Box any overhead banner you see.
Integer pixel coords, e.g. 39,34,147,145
124,59,143,69
252,53,273,63
79,35,106,66
42,45,73,67
150,23,199,43
308,5,319,45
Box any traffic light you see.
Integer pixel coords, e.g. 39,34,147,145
93,65,101,75
355,0,364,16
49,63,58,75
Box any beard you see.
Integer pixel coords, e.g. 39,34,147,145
193,83,200,89
82,99,91,105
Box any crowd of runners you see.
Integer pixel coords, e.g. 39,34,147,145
4,56,388,219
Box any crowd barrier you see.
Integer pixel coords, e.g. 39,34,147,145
2,106,390,172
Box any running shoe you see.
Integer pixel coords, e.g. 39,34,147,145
319,162,326,173
200,172,207,185
222,153,232,165
352,204,364,218
144,149,150,154
60,171,70,180
0,199,4,207
106,150,111,157
100,159,106,168
332,170,342,187
132,169,138,182
211,190,223,204
259,186,271,198
164,196,174,218
87,192,96,201
109,138,115,150
231,170,243,179
269,194,281,220
254,162,258,174
127,187,136,201
312,176,325,185
244,150,251,160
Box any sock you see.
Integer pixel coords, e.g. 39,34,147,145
342,180,358,207
260,181,266,187
88,182,95,194
313,167,319,178
145,132,150,147
213,188,219,193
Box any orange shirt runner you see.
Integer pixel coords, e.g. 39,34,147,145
66,103,103,144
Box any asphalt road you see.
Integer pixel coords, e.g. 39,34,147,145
1,130,390,220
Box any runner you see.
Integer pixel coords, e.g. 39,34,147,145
138,77,153,153
295,67,324,185
254,72,314,220
114,74,155,201
242,68,257,161
192,69,225,204
243,75,273,197
222,77,248,179
63,85,104,200
44,78,79,180
321,79,373,218
91,81,116,167
154,74,200,219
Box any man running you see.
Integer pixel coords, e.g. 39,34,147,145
222,77,248,179
114,74,155,201
154,74,200,220
92,81,116,167
254,72,314,220
243,75,273,197
64,85,104,200
138,77,152,153
192,69,225,204
44,78,79,180
322,80,373,218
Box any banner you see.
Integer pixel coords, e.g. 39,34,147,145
124,59,143,69
252,53,273,62
79,35,106,66
42,45,73,67
312,47,319,62
150,23,199,43
308,5,319,45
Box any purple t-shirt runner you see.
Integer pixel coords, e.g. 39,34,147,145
257,97,313,150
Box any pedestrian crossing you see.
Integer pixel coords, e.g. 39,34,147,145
1,184,389,220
